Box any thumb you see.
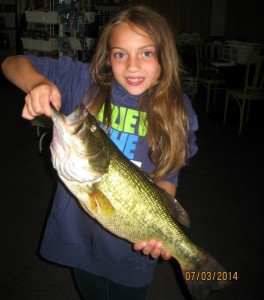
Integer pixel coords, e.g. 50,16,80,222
50,89,61,111
41,89,61,118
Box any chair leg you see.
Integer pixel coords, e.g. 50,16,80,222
213,84,217,104
238,98,246,135
206,84,211,113
223,93,229,124
39,131,51,154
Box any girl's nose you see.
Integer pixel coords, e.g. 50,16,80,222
126,56,140,72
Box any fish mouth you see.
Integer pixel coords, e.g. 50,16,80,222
51,103,88,133
50,103,90,150
50,103,109,184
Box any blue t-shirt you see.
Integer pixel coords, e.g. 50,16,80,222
28,55,198,287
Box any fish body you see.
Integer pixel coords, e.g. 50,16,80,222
50,103,230,299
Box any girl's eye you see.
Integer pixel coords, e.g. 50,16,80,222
113,52,126,60
142,51,153,58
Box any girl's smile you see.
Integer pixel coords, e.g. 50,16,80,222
109,22,161,95
126,77,144,86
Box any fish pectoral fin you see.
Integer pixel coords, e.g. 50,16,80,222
161,190,190,228
91,187,116,217
88,192,98,214
77,192,97,218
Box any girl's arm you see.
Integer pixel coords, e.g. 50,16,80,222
1,55,61,119
157,180,176,196
134,180,176,260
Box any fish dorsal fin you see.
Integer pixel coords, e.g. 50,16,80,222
87,186,116,217
161,189,191,228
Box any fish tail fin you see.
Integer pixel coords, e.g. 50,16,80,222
181,251,231,300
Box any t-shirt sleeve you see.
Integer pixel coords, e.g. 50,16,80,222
26,55,92,115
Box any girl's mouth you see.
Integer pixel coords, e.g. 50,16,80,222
126,77,144,86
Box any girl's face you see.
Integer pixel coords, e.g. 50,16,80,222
108,22,161,96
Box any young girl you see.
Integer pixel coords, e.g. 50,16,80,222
1,5,198,300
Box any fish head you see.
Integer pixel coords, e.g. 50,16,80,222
50,103,110,184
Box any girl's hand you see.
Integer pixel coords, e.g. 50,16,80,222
133,182,174,261
23,79,61,120
134,240,172,260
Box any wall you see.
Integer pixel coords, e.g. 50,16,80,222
131,0,212,39
131,0,263,43
130,0,181,38
210,0,227,37
225,0,263,43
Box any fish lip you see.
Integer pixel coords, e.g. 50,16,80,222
50,103,60,116
50,102,88,124
50,104,68,136
50,103,63,124
66,102,88,124
51,103,90,136
50,104,73,159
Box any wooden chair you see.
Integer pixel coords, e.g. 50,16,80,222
198,42,226,112
223,53,264,134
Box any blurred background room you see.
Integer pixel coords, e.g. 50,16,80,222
1,1,263,299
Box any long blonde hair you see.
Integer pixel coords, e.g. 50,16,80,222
87,5,189,181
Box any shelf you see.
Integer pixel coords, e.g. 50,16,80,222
21,37,58,52
21,1,128,61
25,10,59,25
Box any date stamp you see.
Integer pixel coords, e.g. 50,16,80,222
185,271,238,281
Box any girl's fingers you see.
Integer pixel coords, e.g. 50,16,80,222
22,104,34,120
22,83,61,119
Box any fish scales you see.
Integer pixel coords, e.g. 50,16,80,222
95,150,201,266
50,103,231,299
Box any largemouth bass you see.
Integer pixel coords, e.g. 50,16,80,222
50,103,230,299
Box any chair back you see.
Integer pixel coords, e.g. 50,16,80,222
198,42,218,72
244,54,264,94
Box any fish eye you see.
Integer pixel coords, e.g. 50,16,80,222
90,124,97,132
